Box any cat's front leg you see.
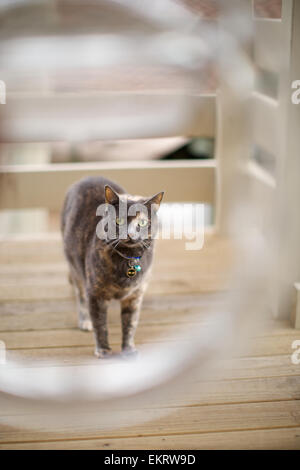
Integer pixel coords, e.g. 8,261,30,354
88,294,112,358
71,274,93,332
121,289,143,356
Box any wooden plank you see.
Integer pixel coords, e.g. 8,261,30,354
189,376,300,405
0,262,68,275
0,296,289,333
0,373,299,417
3,348,299,380
0,401,299,444
0,236,234,298
0,235,233,276
1,326,299,356
0,325,222,350
0,266,228,285
0,291,224,315
252,91,280,157
0,255,231,298
254,19,282,74
0,298,224,332
0,239,228,299
0,427,298,449
0,93,215,142
0,274,229,300
0,310,292,337
0,160,216,210
221,354,300,380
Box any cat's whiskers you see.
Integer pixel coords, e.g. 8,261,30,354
141,239,151,250
107,238,119,247
113,240,121,250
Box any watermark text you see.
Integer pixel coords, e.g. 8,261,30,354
291,80,300,104
291,340,300,365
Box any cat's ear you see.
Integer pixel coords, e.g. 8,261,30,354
145,191,164,212
105,185,119,205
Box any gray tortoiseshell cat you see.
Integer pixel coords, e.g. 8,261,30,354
61,176,164,358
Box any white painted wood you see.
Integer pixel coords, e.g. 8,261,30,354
227,1,300,325
240,160,276,233
292,283,300,329
0,143,50,235
0,160,216,210
215,0,253,234
270,0,300,321
0,209,48,236
254,19,282,74
245,160,276,189
252,91,280,157
0,13,212,72
0,93,215,142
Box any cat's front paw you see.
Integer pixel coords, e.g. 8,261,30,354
95,347,112,359
79,319,93,332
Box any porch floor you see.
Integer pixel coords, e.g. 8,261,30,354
0,233,299,449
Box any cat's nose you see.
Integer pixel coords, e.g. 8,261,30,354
128,231,136,240
128,224,138,240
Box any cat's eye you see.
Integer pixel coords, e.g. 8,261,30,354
116,217,125,226
138,219,148,227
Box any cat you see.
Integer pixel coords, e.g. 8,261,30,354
61,176,164,358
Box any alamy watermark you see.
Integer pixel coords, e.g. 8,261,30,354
291,340,300,365
291,80,300,104
0,80,6,104
96,202,205,251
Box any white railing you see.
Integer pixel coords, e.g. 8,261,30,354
0,159,216,210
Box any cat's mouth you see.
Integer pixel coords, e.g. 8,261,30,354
106,236,151,250
121,239,145,248
117,238,151,249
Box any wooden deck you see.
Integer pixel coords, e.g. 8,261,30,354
0,233,299,450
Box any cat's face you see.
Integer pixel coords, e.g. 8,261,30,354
103,185,164,248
